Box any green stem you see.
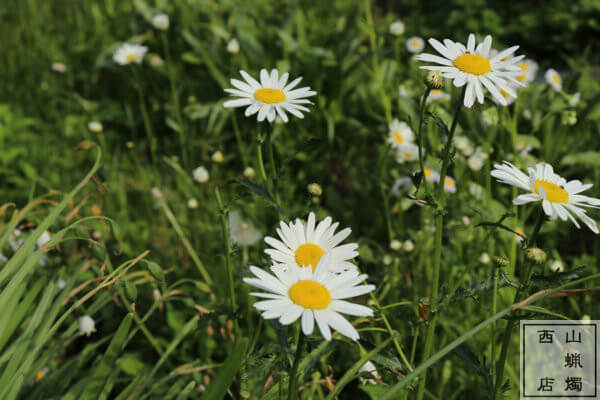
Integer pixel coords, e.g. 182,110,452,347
288,330,305,400
162,33,188,169
132,66,157,164
417,88,431,196
266,127,282,208
215,188,236,321
256,136,269,190
415,86,465,400
370,293,413,372
232,115,248,167
493,211,545,399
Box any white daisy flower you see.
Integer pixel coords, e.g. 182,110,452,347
389,21,405,36
152,14,169,30
78,315,96,336
515,59,538,85
468,147,488,171
223,69,316,123
264,212,358,273
514,227,525,242
406,37,425,53
416,33,524,107
88,121,103,133
359,361,381,385
243,255,375,341
491,161,600,233
423,168,440,183
495,83,518,105
427,89,450,102
443,176,456,193
394,143,420,164
113,44,148,65
229,210,262,246
227,38,240,54
545,69,562,91
391,177,413,196
479,252,491,264
570,92,581,107
193,166,209,183
51,62,67,73
37,231,52,248
387,119,415,148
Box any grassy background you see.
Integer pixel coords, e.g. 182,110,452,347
1,0,600,398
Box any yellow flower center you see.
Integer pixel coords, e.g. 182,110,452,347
289,280,331,309
35,371,45,381
403,152,413,159
431,89,441,95
295,243,325,270
453,54,491,75
126,53,139,62
517,63,529,82
424,169,432,178
444,177,454,186
254,88,286,104
552,75,561,85
500,89,510,98
518,141,526,147
392,132,404,144
412,40,420,46
534,180,569,203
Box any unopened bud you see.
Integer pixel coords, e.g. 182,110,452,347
125,281,138,302
146,261,165,281
425,71,444,90
526,247,547,264
390,239,402,251
307,183,322,196
493,256,510,267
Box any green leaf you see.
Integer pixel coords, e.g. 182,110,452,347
561,152,600,167
360,385,388,399
202,338,249,400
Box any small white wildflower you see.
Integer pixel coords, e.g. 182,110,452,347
113,44,148,65
193,166,209,183
88,121,103,133
152,14,169,30
390,239,402,251
188,198,199,209
549,260,564,273
37,231,52,248
581,315,591,323
229,210,262,246
51,62,67,73
389,21,405,36
243,167,255,178
403,240,415,252
570,92,581,107
359,361,381,385
78,315,96,336
479,253,491,264
227,38,240,54
468,147,488,171
212,151,224,163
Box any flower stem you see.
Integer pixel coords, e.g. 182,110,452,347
417,88,431,196
266,127,282,208
415,86,465,400
288,330,305,400
161,33,188,169
132,66,157,165
493,211,545,399
215,187,236,323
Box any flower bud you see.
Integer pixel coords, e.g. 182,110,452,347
125,281,138,303
243,167,255,178
526,247,547,264
493,256,510,267
307,183,322,196
425,71,444,90
390,239,402,251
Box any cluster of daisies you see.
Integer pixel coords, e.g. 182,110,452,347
243,213,375,341
387,119,419,164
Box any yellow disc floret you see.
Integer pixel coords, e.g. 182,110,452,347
254,88,286,104
534,180,569,203
392,132,404,144
126,53,139,62
295,243,325,270
453,54,491,75
289,280,331,309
